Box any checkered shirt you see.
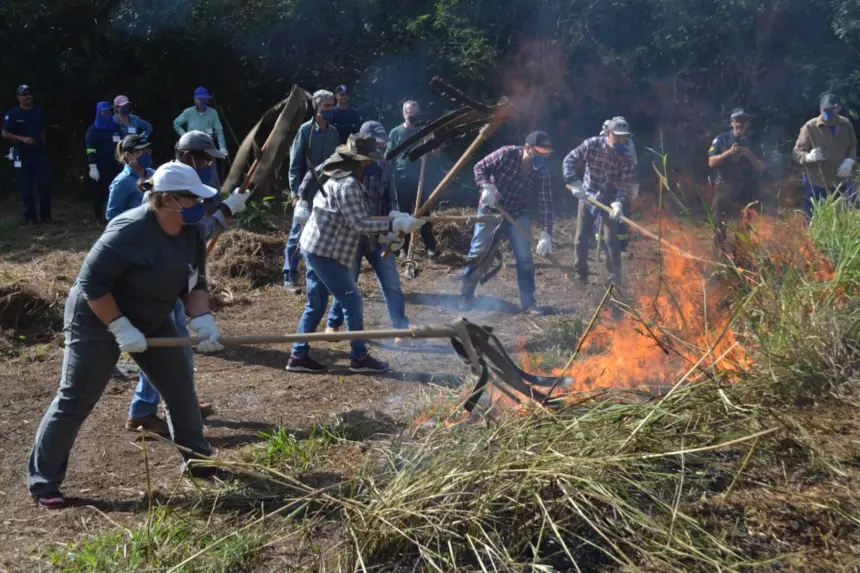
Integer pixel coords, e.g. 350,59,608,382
563,136,634,213
473,146,553,234
299,174,391,266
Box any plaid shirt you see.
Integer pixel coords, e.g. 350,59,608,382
473,146,553,234
300,174,391,266
563,136,634,213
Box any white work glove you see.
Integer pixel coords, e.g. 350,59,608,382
629,183,640,200
609,201,624,221
805,148,825,163
294,200,311,225
189,313,224,353
836,158,855,178
108,316,147,353
379,232,405,251
388,210,406,218
569,180,587,199
535,231,552,256
222,187,250,215
391,214,426,234
479,183,499,208
88,164,100,182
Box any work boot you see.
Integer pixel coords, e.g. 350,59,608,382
349,354,390,373
286,354,327,373
426,248,440,259
126,414,170,436
283,277,302,295
457,295,476,311
522,305,548,317
198,402,215,419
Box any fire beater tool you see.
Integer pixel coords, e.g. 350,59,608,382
146,318,566,413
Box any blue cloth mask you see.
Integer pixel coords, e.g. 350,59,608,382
94,102,116,130
195,165,214,185
197,101,208,112
136,153,152,170
180,202,206,225
319,109,335,122
364,162,381,179
612,143,628,155
531,155,546,170
822,110,835,122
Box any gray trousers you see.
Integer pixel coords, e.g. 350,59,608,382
28,290,210,496
574,201,622,285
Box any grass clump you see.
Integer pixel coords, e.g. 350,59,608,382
47,505,265,572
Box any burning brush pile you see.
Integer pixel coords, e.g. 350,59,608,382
317,198,860,571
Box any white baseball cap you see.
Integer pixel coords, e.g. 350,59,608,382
151,161,217,198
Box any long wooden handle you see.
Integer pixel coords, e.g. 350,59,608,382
567,185,714,264
146,324,458,348
494,204,568,269
205,122,280,256
371,215,499,223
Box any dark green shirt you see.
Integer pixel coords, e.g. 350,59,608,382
387,124,422,184
76,205,208,334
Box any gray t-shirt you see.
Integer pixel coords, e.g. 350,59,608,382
75,205,209,334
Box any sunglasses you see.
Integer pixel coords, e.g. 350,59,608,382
172,191,202,202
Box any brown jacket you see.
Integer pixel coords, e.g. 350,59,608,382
793,114,857,188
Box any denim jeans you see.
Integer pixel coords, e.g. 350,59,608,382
327,243,409,330
461,208,536,309
283,218,304,285
16,152,52,222
127,299,192,419
292,250,368,360
29,288,209,496
575,201,621,285
803,175,857,216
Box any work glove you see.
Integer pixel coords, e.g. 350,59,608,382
88,164,100,182
609,201,624,221
535,231,552,256
222,187,250,215
189,313,224,353
294,200,311,226
388,210,406,218
479,183,499,208
837,158,855,178
108,316,147,353
379,232,405,252
805,148,825,163
392,214,426,234
569,180,587,200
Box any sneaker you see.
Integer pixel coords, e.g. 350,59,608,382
457,295,476,311
325,325,340,334
198,402,215,419
126,414,170,436
426,249,440,259
522,305,548,317
286,354,327,373
33,491,69,510
283,279,302,295
349,354,390,373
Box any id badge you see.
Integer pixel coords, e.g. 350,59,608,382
113,134,121,143
188,265,199,292
127,126,137,134
14,160,21,168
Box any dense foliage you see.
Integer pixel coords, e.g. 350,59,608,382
0,0,858,198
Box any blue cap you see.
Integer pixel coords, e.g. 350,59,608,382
359,121,388,143
336,84,349,94
194,86,212,100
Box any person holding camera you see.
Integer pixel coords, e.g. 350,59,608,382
707,108,765,252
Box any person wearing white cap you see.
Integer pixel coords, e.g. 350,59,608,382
112,95,153,138
27,162,223,509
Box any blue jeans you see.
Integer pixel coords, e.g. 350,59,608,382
461,208,536,309
16,152,52,222
127,299,192,419
803,176,857,216
327,243,409,330
283,218,304,285
292,250,368,360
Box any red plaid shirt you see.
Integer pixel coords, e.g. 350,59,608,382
473,146,553,234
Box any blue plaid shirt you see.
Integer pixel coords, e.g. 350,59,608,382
563,136,635,214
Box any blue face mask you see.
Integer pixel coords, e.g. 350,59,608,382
364,162,381,179
319,108,335,122
822,109,835,121
179,202,206,225
195,165,214,185
197,101,208,112
119,104,131,116
612,143,628,154
136,153,152,169
531,154,546,170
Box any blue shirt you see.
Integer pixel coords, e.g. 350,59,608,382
332,106,363,144
113,114,153,138
288,119,340,196
106,164,153,221
3,106,47,154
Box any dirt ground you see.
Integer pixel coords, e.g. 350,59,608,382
0,197,616,570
